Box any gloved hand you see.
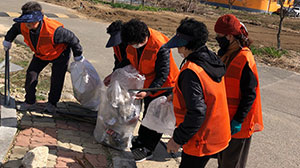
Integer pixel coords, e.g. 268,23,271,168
74,55,84,62
3,40,12,51
230,120,242,135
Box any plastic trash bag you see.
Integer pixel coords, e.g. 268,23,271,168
94,65,145,150
110,65,145,90
69,57,102,111
142,96,176,136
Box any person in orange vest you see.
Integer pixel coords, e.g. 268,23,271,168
164,18,231,168
103,20,129,86
214,14,264,168
120,19,179,162
2,2,84,113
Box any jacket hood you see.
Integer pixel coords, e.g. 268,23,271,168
180,46,226,82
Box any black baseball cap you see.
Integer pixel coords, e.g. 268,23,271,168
106,31,122,48
164,33,195,48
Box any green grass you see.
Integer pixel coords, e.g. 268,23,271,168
88,0,175,11
251,46,288,58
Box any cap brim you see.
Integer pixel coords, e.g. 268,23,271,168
13,12,43,23
106,31,122,48
164,33,191,48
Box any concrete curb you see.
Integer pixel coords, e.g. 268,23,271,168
0,97,17,166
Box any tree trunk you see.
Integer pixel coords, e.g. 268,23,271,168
277,0,286,50
130,0,133,5
187,0,193,12
277,5,285,50
277,17,283,50
112,0,115,4
228,0,235,10
141,0,145,6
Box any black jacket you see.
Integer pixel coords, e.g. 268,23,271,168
5,21,83,59
173,46,226,145
113,42,128,71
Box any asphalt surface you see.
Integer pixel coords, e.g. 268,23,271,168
0,0,299,167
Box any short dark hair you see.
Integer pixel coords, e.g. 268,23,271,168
177,18,208,51
121,19,150,44
21,1,42,14
107,20,123,34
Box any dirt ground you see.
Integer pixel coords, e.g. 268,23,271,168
42,0,300,72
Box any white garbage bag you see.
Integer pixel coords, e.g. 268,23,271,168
94,65,145,150
69,57,102,111
110,65,145,90
142,96,176,136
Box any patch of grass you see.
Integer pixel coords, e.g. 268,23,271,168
88,0,175,11
36,94,47,101
251,46,288,58
13,60,29,67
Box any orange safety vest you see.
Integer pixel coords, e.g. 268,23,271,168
20,17,67,61
225,47,264,139
126,28,179,97
173,61,231,157
113,46,123,62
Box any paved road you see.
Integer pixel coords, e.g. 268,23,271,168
0,0,299,167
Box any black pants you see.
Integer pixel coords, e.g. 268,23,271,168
217,137,252,168
25,53,70,106
179,151,211,168
134,92,170,151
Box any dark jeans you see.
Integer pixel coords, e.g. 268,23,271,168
134,91,170,151
179,151,211,168
25,53,69,106
217,136,252,168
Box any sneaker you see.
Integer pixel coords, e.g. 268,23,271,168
16,103,35,111
44,103,56,114
132,147,153,162
131,137,143,150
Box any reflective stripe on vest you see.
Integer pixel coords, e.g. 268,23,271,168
173,61,231,157
21,18,67,61
225,47,264,139
113,46,123,62
126,28,179,97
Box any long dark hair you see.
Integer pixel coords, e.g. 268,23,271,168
234,34,253,47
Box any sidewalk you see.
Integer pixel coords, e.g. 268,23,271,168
1,101,136,168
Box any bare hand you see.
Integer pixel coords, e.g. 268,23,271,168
135,91,150,100
167,138,180,154
166,94,173,102
104,74,112,86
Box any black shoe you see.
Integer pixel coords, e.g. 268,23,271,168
132,147,153,162
130,137,143,150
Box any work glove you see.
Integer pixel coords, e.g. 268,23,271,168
3,40,12,51
74,55,84,62
230,120,242,135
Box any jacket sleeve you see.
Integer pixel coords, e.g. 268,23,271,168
53,26,83,57
148,46,170,92
233,62,258,123
4,23,21,42
172,69,207,145
113,57,131,71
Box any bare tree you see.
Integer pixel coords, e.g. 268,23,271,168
276,0,296,49
186,0,196,12
228,0,236,10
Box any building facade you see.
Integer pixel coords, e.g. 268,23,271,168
203,0,294,13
